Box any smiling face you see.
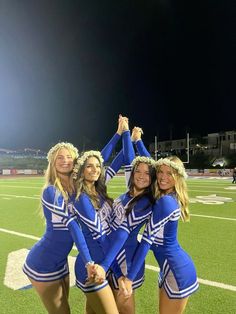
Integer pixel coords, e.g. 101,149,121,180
133,162,151,193
157,164,175,194
55,148,74,176
83,156,101,184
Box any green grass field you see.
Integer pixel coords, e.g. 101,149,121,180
0,176,236,313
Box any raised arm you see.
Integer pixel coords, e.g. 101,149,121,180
131,126,151,157
121,120,135,186
105,150,124,184
101,114,127,162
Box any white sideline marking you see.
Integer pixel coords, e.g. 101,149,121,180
1,228,235,292
4,249,76,290
191,214,236,221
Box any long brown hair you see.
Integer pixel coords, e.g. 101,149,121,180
125,160,156,216
75,152,113,208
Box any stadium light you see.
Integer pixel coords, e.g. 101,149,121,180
183,133,190,164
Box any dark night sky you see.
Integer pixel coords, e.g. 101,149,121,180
0,1,235,151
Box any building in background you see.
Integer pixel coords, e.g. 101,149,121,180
149,130,236,167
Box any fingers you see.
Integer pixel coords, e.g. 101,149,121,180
95,265,106,281
86,264,96,278
118,276,133,299
118,278,128,298
131,126,143,141
133,126,143,134
124,277,133,298
118,114,129,124
117,114,129,134
86,264,106,286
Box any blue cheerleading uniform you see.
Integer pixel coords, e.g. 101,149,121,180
134,139,151,157
97,133,155,290
73,194,112,292
74,130,134,293
127,194,199,299
102,132,122,182
100,193,153,290
101,132,121,163
22,132,123,282
23,186,92,282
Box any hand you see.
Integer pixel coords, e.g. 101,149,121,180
131,126,143,141
117,114,129,134
118,276,133,298
122,117,129,132
86,264,106,285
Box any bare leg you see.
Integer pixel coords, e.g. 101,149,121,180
159,287,188,314
85,301,96,314
85,285,119,314
29,275,71,314
112,287,135,314
63,275,70,299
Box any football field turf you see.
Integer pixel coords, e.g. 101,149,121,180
0,176,236,313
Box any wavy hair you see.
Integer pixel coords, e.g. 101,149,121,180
125,160,156,216
155,156,190,222
44,142,78,201
75,152,113,208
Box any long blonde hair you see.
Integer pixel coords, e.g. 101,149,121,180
44,142,79,201
155,156,190,222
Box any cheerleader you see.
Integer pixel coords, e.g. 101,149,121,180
23,116,125,314
124,156,199,314
73,120,133,314
99,155,157,314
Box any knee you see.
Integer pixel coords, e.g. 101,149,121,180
117,299,135,314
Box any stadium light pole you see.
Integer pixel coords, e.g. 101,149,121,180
183,133,190,164
154,135,158,161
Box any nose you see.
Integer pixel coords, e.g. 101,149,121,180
158,173,166,180
64,157,72,163
91,166,97,172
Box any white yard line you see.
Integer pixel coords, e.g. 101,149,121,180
191,214,236,221
0,193,39,199
0,227,235,292
109,192,124,195
188,189,236,194
0,185,40,189
0,228,40,241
